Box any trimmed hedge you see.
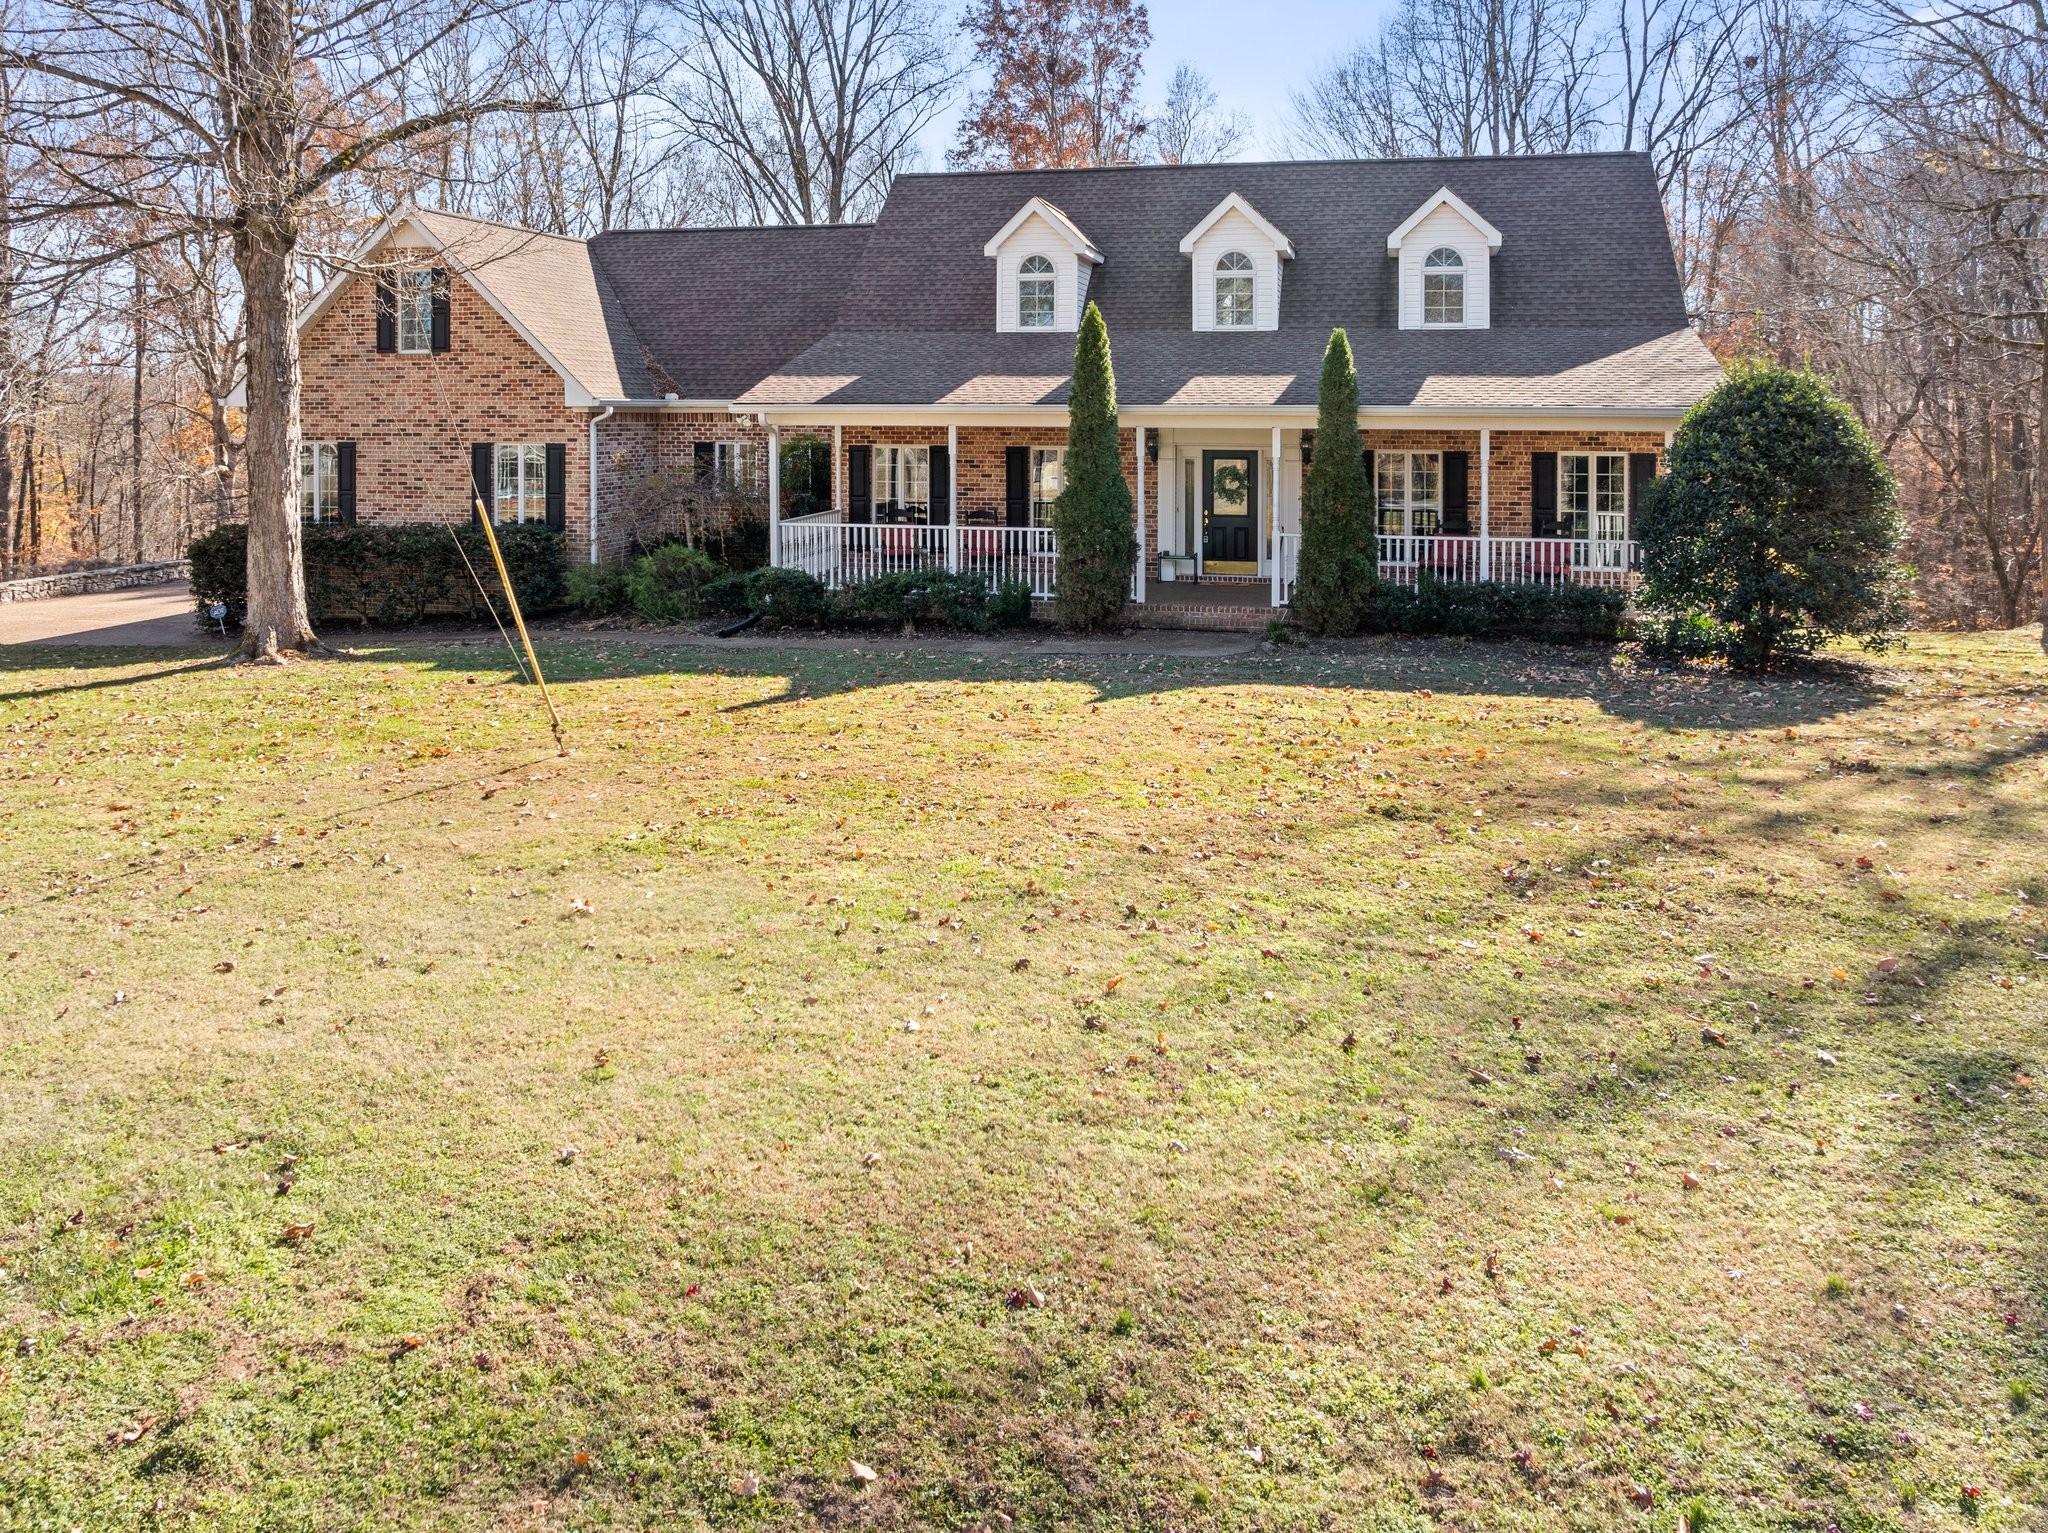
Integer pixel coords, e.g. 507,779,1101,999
1360,577,1626,641
623,544,721,623
847,570,1032,633
189,522,566,629
699,567,830,626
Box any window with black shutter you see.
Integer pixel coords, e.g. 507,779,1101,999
1530,452,1559,538
929,444,951,524
374,278,396,353
545,443,566,531
847,445,872,523
470,443,495,525
336,442,357,525
1440,450,1470,533
430,269,451,353
694,441,715,485
1005,446,1030,527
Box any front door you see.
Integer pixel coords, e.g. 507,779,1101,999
1202,450,1258,574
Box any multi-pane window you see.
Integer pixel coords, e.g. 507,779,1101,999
714,441,761,491
1029,447,1063,527
494,443,547,524
871,445,931,516
395,268,435,353
1422,247,1464,325
1018,255,1056,328
1215,251,1254,328
299,442,339,523
1376,451,1442,536
1559,453,1628,542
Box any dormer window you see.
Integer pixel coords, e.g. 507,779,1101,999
1019,255,1056,328
1422,248,1464,325
1215,252,1255,328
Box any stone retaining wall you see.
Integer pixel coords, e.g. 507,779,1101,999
0,561,191,604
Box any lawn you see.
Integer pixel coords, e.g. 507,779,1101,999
1,626,2043,1532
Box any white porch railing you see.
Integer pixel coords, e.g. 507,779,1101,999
777,521,1640,606
777,519,1061,601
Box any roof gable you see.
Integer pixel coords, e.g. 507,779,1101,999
1388,187,1503,251
982,197,1103,262
1179,193,1293,258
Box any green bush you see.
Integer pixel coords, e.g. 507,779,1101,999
989,578,1033,629
1292,329,1379,636
1643,610,1733,662
849,569,1012,631
624,543,722,624
565,560,634,616
189,522,565,629
1052,302,1137,631
700,571,753,618
1361,577,1625,641
1638,362,1908,669
742,567,828,626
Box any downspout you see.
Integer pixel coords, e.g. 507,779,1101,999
588,406,616,566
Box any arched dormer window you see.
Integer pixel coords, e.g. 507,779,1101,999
1018,254,1056,328
1215,251,1254,328
1422,246,1464,325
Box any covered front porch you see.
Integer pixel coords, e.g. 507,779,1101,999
758,415,1660,614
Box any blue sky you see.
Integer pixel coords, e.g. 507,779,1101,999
919,0,1399,164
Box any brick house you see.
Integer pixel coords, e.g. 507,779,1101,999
286,153,1722,623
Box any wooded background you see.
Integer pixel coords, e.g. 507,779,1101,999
3,0,2042,632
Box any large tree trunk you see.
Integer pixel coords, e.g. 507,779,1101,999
234,219,318,659
2037,339,2048,650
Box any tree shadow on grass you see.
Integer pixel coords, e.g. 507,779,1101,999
335,630,1902,733
0,653,231,703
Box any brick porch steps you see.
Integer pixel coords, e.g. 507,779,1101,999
1126,598,1282,632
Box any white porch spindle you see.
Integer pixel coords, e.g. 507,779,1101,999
833,424,843,516
1478,426,1491,581
767,423,781,565
1270,425,1283,608
1134,426,1146,604
947,423,959,573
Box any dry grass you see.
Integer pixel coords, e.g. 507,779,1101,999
1,626,2043,1531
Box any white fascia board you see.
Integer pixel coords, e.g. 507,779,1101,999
1386,187,1504,252
981,197,1104,263
747,403,1694,430
1178,193,1295,259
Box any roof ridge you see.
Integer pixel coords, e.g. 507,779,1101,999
591,221,877,237
898,150,1653,181
406,205,590,247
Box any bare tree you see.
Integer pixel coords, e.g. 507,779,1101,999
1150,63,1251,165
2,0,556,658
951,0,1152,168
663,0,957,223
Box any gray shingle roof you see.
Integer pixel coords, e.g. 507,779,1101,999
588,225,873,401
737,151,1719,412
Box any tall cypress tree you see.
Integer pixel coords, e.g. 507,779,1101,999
1052,302,1137,631
1291,328,1378,635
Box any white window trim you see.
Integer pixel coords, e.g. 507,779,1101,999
395,268,434,355
1376,451,1443,538
714,440,763,492
1018,255,1056,329
1215,251,1256,329
1029,446,1063,528
1421,247,1466,328
1558,452,1629,542
871,445,932,517
494,442,548,524
300,441,339,523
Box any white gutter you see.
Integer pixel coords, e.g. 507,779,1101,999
588,406,615,565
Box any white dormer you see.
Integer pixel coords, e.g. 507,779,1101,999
984,197,1103,333
1180,193,1293,332
1387,187,1501,330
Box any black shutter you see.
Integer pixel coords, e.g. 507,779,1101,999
374,277,396,353
544,443,566,531
1531,452,1558,538
336,442,357,526
694,441,715,485
929,444,950,524
470,443,495,526
847,445,872,523
1362,448,1375,492
1005,446,1030,527
1627,452,1658,534
1440,450,1469,534
430,270,451,353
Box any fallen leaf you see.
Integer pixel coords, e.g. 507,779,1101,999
280,1222,315,1243
849,1459,879,1485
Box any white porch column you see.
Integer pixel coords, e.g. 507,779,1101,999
767,422,781,566
833,424,844,516
1270,424,1283,607
1134,426,1146,604
1478,426,1491,581
947,423,959,573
